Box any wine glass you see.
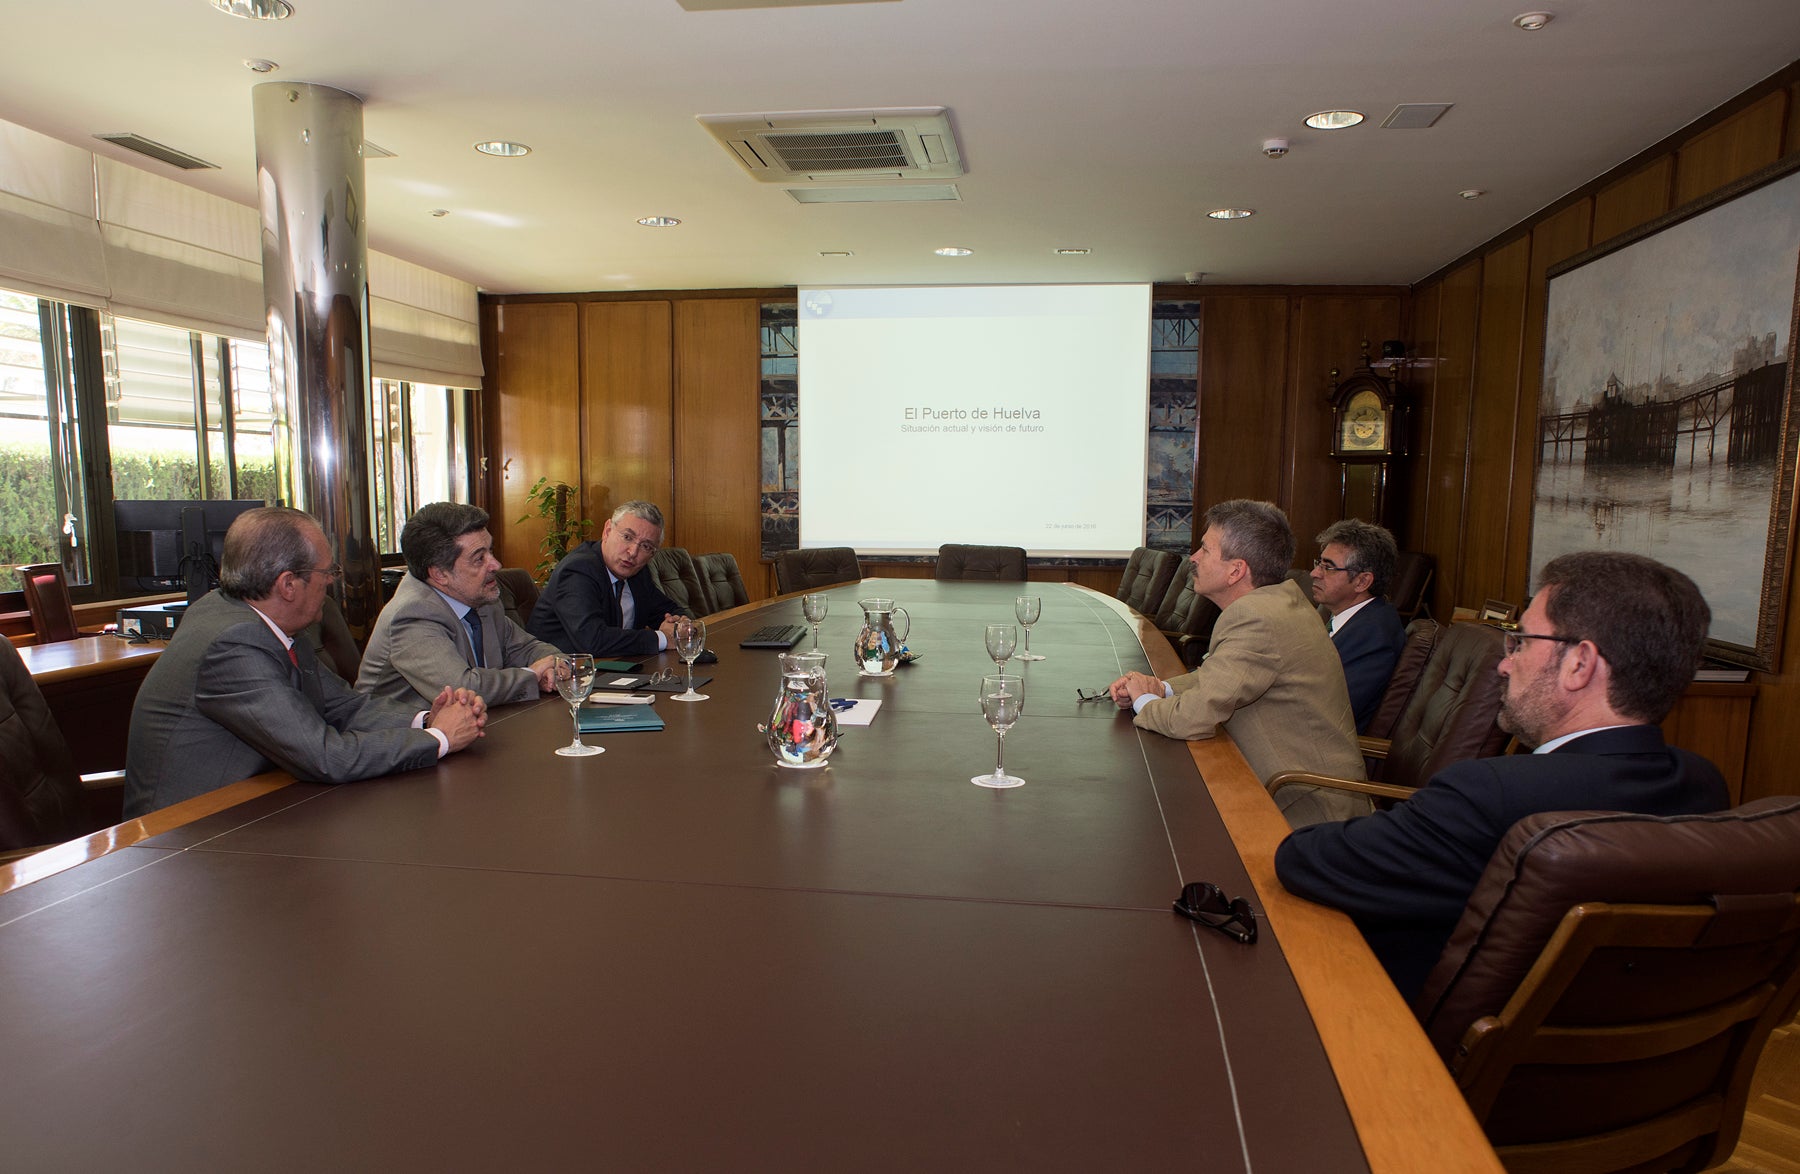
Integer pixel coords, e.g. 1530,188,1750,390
672,616,709,702
553,653,602,757
972,673,1025,788
984,623,1017,674
1014,595,1044,661
802,592,829,651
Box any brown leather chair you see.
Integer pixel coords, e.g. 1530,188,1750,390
1152,561,1219,670
296,594,364,682
1415,797,1800,1173
17,563,80,644
695,552,750,614
0,637,121,861
1117,547,1180,615
774,547,863,595
1362,618,1443,743
935,543,1027,582
648,547,708,615
1388,551,1436,623
496,567,541,629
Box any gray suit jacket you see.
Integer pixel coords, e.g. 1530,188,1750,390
358,574,562,708
124,591,441,818
1135,578,1369,824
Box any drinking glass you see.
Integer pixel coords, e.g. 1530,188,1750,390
553,653,602,757
984,623,1017,674
802,593,829,651
1014,595,1044,661
972,673,1025,788
672,616,709,702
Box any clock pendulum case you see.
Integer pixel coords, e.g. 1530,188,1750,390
1327,341,1407,530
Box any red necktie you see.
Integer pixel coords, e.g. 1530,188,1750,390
288,646,299,667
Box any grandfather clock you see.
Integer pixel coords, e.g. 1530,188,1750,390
1328,341,1407,531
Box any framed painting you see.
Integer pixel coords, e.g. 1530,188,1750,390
1530,155,1800,671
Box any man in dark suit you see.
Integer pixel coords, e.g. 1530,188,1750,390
526,500,691,658
1309,519,1407,732
124,507,486,818
359,502,563,708
1275,551,1727,1001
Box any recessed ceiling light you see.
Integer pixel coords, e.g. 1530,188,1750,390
243,59,279,74
1459,189,1487,200
1054,247,1091,256
211,0,292,19
934,246,973,257
818,250,854,257
1304,110,1364,130
473,140,531,157
1512,11,1553,30
1207,208,1254,220
636,216,681,228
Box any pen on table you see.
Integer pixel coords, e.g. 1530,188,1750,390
830,698,856,710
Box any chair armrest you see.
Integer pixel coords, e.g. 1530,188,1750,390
79,770,126,791
1267,770,1419,804
1358,735,1391,760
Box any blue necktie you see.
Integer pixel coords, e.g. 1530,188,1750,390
464,611,485,667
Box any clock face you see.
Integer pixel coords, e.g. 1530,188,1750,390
1339,389,1387,453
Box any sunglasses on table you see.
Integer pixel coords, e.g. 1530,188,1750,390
1172,881,1258,944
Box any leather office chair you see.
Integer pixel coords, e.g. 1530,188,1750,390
935,543,1027,582
0,637,122,862
17,563,80,644
648,547,708,614
1362,618,1443,743
1152,561,1219,670
774,547,863,595
695,552,750,614
1388,551,1436,623
296,594,363,682
1415,797,1800,1173
1269,619,1509,804
1117,547,1180,615
496,567,541,630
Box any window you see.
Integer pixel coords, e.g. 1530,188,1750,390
369,378,473,554
0,292,91,581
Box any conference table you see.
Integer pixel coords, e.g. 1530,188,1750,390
0,580,1498,1171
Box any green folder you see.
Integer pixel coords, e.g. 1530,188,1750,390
577,705,666,734
592,659,640,672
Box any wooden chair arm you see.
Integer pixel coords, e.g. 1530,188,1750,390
1358,735,1392,760
1267,770,1419,804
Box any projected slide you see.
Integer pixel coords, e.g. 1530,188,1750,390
798,284,1150,557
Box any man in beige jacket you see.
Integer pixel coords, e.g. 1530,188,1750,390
1110,499,1368,825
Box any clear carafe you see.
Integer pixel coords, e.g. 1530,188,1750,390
853,597,911,677
760,651,838,769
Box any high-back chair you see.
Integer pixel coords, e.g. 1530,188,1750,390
1117,547,1180,615
935,544,1027,582
16,563,80,644
1415,797,1800,1173
0,638,122,861
694,552,750,614
296,594,364,682
496,568,541,630
1362,618,1443,743
1388,551,1436,623
648,547,708,615
774,547,863,595
1152,561,1220,670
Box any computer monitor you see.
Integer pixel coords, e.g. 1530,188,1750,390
114,499,267,600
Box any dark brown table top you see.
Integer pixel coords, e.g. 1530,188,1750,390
15,633,163,683
0,580,1372,1170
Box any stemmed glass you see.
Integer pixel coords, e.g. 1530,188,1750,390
553,653,602,757
984,623,1017,675
972,673,1025,788
802,593,829,651
672,617,709,702
1014,595,1044,661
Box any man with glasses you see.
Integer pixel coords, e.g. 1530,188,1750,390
1309,519,1407,732
1274,551,1728,1001
527,500,692,658
1108,499,1368,825
358,502,564,708
125,507,487,818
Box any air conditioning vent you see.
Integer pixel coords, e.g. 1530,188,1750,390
93,132,219,170
698,107,963,184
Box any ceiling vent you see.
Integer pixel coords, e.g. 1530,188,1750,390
1380,103,1454,130
698,107,963,184
93,132,219,170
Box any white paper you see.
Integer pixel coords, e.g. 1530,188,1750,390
832,698,882,727
603,676,640,688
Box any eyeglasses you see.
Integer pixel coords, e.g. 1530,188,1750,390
1500,628,1580,657
298,564,344,582
648,668,681,686
614,527,659,557
1311,556,1354,575
1076,687,1112,703
1172,881,1258,944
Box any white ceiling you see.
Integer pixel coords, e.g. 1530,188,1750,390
3,0,1797,295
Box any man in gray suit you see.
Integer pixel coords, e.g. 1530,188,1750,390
124,507,486,818
359,502,562,708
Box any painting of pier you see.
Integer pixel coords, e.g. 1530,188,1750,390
1530,158,1800,669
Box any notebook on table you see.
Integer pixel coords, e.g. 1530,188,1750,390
577,706,666,734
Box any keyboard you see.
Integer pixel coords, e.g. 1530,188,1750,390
738,623,808,649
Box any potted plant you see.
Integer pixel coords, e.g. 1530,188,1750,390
516,477,593,584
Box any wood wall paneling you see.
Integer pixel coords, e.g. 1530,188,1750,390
1789,82,1800,156
1400,282,1441,559
1459,237,1531,609
1422,262,1482,618
489,302,581,571
581,301,674,525
1673,91,1788,206
1196,297,1290,513
1591,157,1674,248
673,299,764,600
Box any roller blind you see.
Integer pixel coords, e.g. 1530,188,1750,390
0,121,109,305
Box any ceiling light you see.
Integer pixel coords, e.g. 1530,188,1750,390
1305,110,1364,130
243,59,279,74
1054,248,1090,256
429,209,449,218
1459,189,1487,200
1207,208,1254,220
934,246,973,257
1512,11,1553,30
636,216,681,228
818,250,854,257
211,0,292,19
473,140,531,157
